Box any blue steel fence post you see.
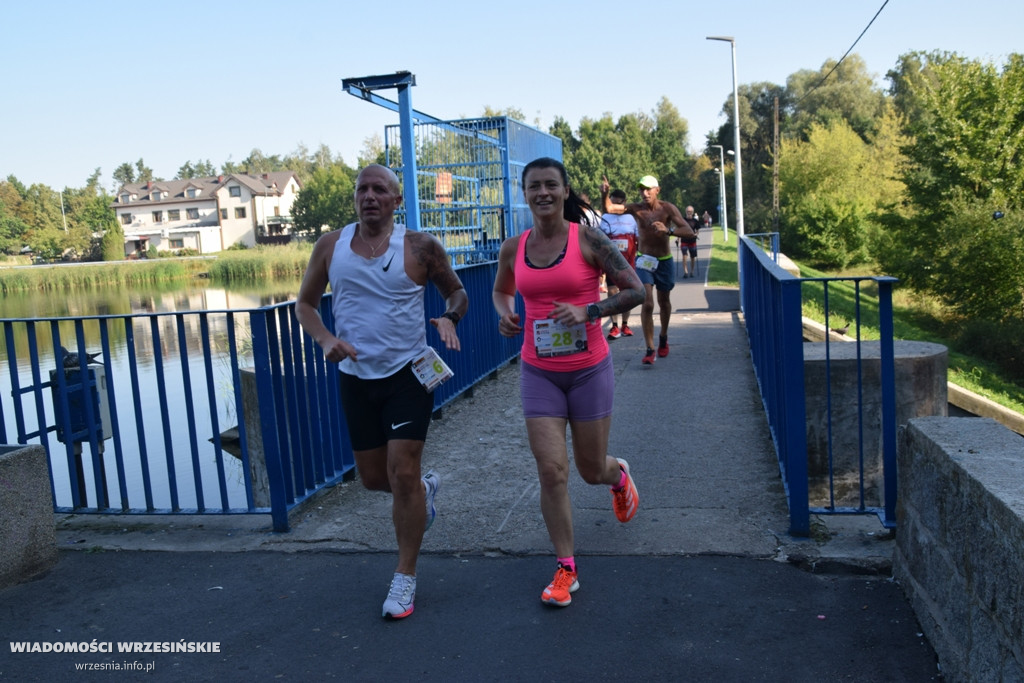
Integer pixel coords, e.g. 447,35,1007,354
781,276,810,536
149,316,179,512
250,310,291,532
500,118,514,242
98,319,129,510
397,78,420,232
123,318,155,511
174,314,204,512
876,276,899,527
226,312,256,511
198,313,230,510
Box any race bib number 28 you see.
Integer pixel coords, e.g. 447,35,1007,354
533,319,587,358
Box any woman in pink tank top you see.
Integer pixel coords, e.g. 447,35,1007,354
492,157,644,608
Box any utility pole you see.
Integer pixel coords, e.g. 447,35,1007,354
772,97,779,233
59,190,68,232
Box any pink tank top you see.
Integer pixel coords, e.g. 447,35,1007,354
514,223,608,371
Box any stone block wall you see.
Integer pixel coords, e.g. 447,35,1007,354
894,417,1024,681
803,340,947,507
0,444,58,588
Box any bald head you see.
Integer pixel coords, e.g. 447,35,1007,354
356,164,401,194
355,164,403,227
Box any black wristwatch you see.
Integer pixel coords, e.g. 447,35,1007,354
441,311,461,327
586,303,601,323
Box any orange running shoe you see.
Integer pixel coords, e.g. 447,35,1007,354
621,324,634,337
540,565,579,607
607,324,620,340
611,458,639,522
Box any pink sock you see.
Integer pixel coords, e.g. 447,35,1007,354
612,467,627,491
557,556,576,573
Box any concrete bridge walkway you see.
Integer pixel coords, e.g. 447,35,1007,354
1,234,941,681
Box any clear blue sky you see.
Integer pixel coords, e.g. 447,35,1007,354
3,0,1022,192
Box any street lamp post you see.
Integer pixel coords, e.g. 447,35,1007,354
706,35,744,240
710,145,728,242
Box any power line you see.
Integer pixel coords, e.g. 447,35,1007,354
796,0,890,106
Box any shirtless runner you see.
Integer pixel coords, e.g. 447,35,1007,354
600,174,686,365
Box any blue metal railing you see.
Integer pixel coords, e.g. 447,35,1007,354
740,235,898,536
1,260,519,532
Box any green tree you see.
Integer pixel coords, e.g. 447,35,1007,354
482,105,527,121
24,224,66,261
134,158,155,183
0,178,28,253
291,165,357,237
240,148,282,175
5,174,27,198
881,51,1024,297
19,184,64,234
176,159,217,179
358,134,386,167
112,162,136,188
0,200,29,254
779,120,880,268
709,80,776,230
84,168,103,195
553,102,699,209
101,220,126,261
573,113,624,196
786,54,887,143
708,56,888,234
648,98,693,208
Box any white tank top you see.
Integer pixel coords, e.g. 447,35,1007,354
329,223,427,379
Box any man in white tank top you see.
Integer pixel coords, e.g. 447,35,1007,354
296,164,468,620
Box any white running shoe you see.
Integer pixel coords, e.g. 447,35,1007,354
423,470,441,532
382,572,416,619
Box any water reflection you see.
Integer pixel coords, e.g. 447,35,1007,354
0,279,302,319
0,280,302,370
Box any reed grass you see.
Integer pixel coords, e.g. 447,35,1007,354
0,244,314,294
0,259,200,294
205,243,312,283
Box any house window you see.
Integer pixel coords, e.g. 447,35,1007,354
229,186,241,198
153,211,163,223
186,208,199,220
152,191,161,201
120,213,132,225
169,239,184,249
234,207,246,219
186,188,198,198
220,209,228,220
168,209,180,221
120,193,130,204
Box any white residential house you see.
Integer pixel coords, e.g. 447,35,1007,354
112,172,301,256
